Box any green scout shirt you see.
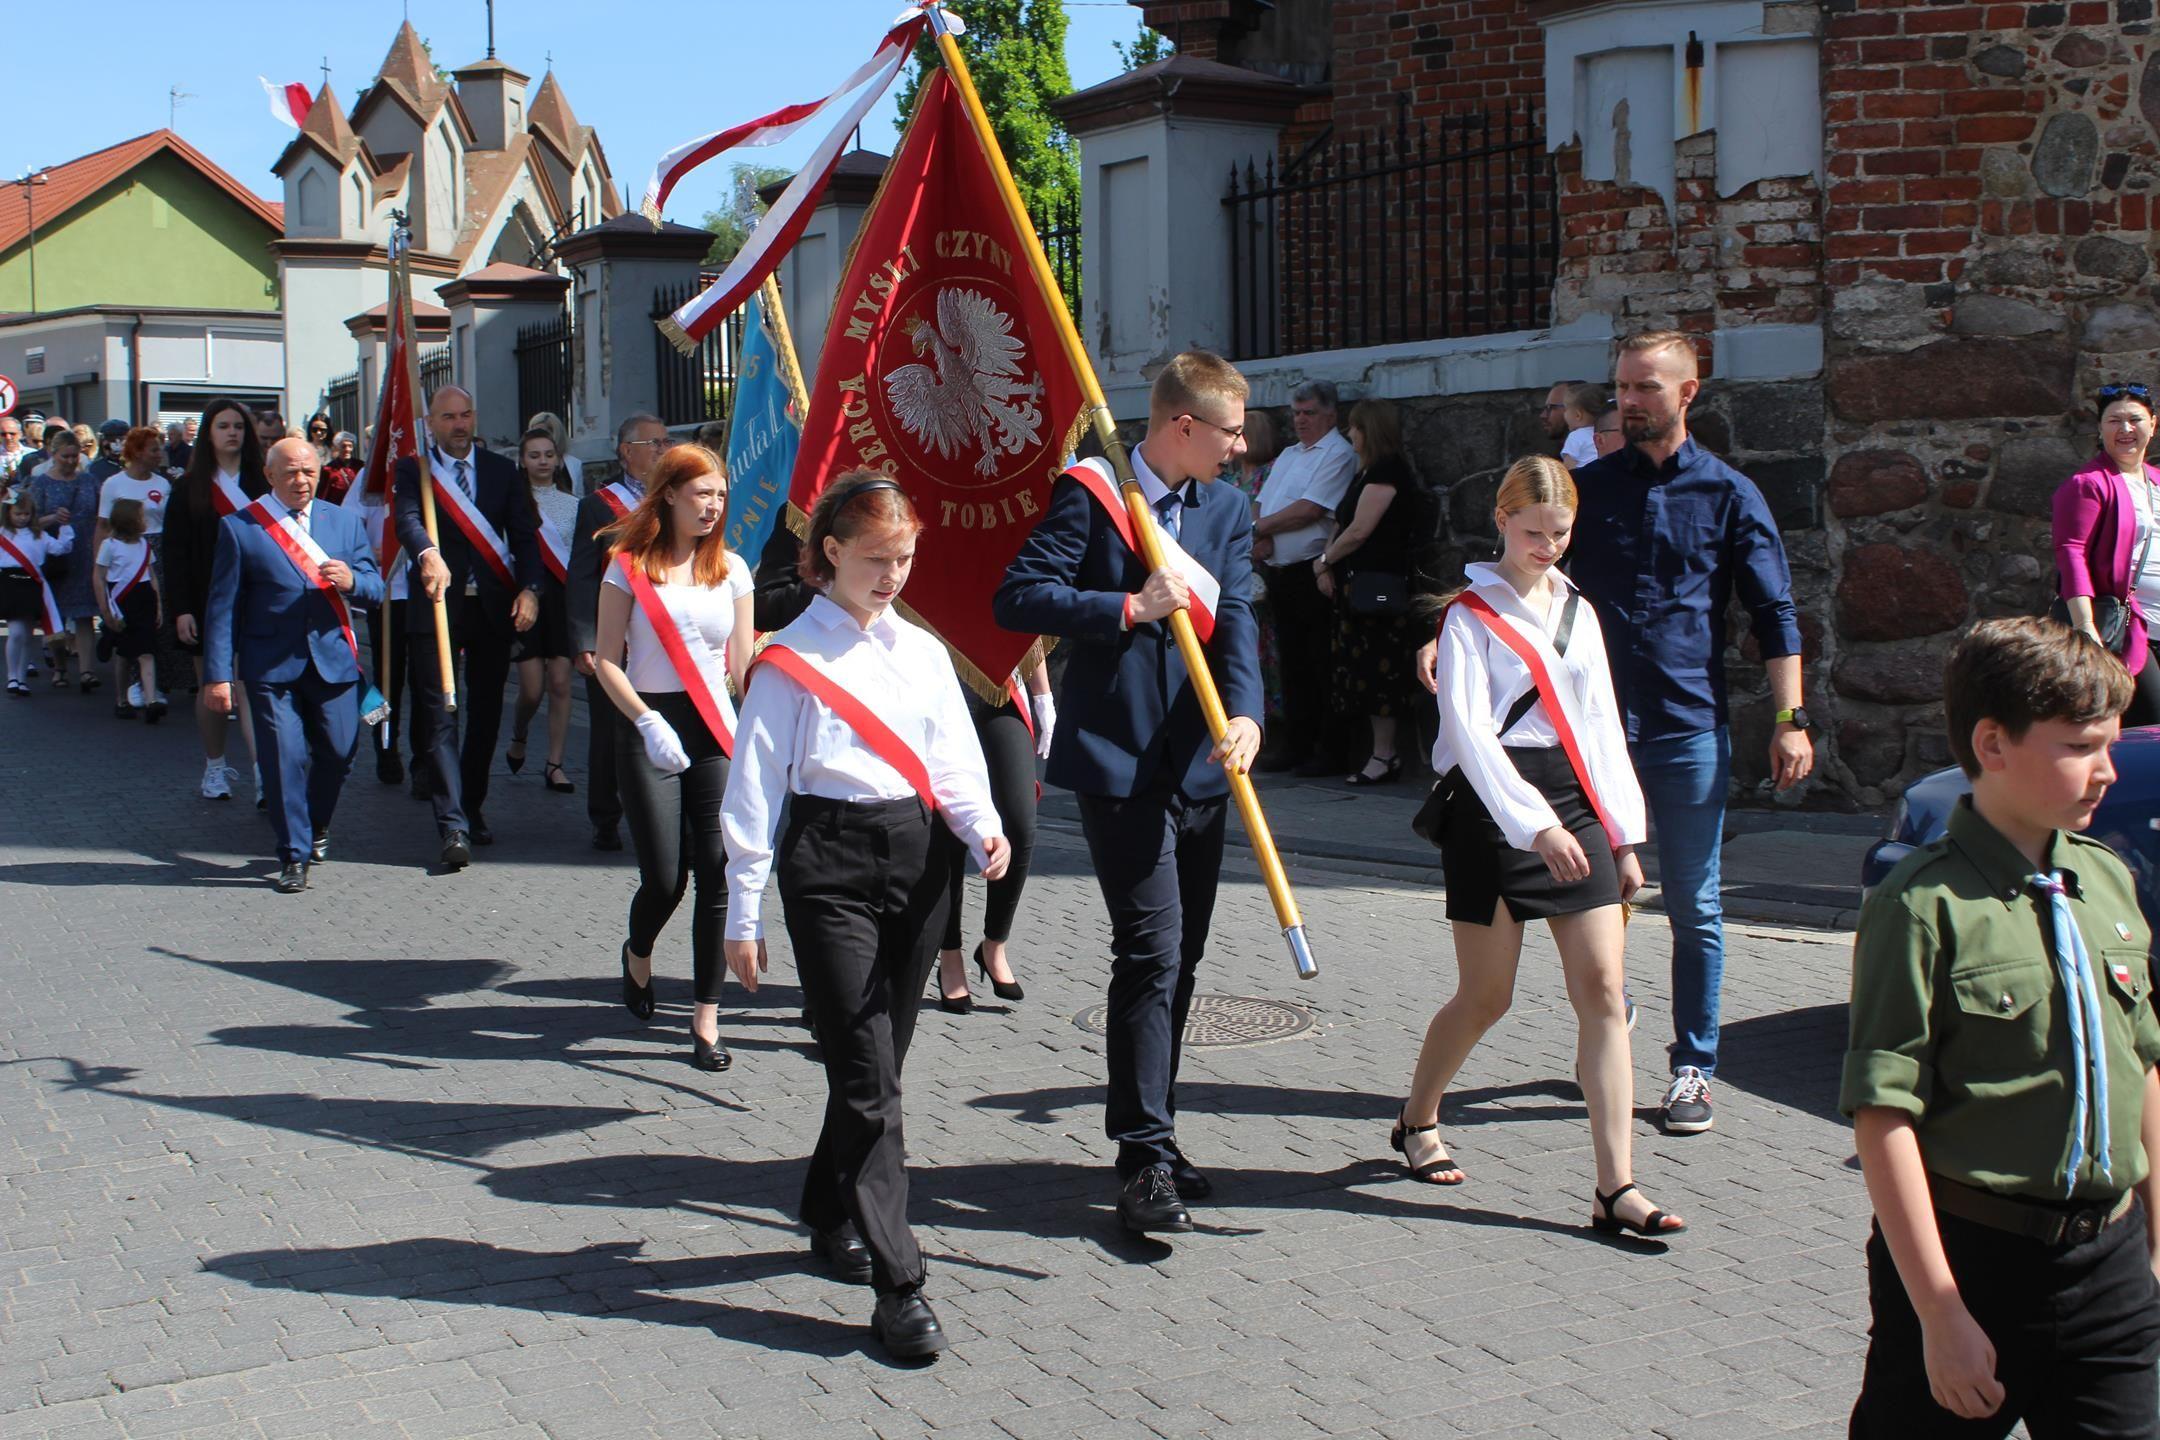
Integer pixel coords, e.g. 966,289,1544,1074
1842,797,2160,1200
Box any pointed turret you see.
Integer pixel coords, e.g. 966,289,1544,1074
376,21,447,109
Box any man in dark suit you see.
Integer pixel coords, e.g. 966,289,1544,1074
205,438,384,893
994,351,1264,1237
567,411,669,852
396,385,540,868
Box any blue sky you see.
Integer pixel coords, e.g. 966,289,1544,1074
6,1,1143,226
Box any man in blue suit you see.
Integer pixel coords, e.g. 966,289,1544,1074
206,438,384,893
995,351,1264,1236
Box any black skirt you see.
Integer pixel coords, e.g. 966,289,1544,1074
108,585,158,659
0,569,44,624
513,580,571,662
1440,744,1621,923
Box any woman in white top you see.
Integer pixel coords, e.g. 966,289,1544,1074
720,471,1008,1361
593,444,755,1074
508,427,581,792
1399,456,1685,1239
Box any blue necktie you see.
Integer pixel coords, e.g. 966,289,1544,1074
454,459,472,503
1155,489,1183,541
2033,871,2112,1194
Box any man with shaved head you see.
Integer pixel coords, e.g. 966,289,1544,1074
395,385,541,868
204,438,383,892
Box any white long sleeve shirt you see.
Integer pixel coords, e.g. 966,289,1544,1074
1431,563,1647,851
721,595,1003,941
0,525,75,569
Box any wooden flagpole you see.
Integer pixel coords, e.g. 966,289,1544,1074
394,221,458,712
929,14,1316,980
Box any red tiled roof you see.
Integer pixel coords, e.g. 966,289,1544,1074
0,130,282,255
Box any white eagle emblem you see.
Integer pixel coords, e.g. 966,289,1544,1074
884,287,1045,477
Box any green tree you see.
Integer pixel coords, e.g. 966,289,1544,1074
698,163,794,266
894,0,1077,220
1113,23,1173,71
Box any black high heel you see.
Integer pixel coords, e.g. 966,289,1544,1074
543,761,575,794
620,943,656,1022
974,942,1024,1002
506,733,527,774
692,1031,730,1071
1592,1182,1685,1237
937,952,973,1014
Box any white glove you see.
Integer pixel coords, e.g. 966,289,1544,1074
634,710,691,775
1029,692,1056,760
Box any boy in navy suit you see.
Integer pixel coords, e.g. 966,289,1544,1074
996,351,1264,1235
205,439,383,893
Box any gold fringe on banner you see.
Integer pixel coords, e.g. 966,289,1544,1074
639,200,665,227
656,311,699,359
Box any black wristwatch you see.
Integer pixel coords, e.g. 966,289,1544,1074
1775,706,1812,732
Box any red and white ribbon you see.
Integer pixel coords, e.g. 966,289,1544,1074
651,7,936,345
244,498,360,668
755,643,934,809
1453,591,1619,848
616,552,736,756
211,470,250,517
0,531,64,633
111,542,154,604
261,77,311,130
427,452,516,588
535,505,569,585
1065,459,1221,643
597,481,639,520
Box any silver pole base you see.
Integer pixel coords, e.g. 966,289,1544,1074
1285,924,1317,981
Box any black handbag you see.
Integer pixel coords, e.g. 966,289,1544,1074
1345,569,1411,616
2048,529,2150,657
1410,592,1579,850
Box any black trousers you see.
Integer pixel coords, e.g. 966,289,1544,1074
782,795,951,1296
1076,779,1227,1178
408,611,512,834
364,600,410,754
615,691,729,1003
2129,649,2160,731
1263,561,1333,762
586,674,623,833
942,698,1038,948
1851,1199,2160,1438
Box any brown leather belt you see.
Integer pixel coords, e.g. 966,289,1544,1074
1932,1177,2136,1247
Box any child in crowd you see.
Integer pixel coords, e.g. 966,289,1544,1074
92,498,166,722
1845,616,2160,1435
1559,382,1604,470
0,486,75,696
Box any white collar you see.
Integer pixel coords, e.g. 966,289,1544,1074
1462,561,1576,624
1128,444,1193,510
1294,428,1346,455
807,592,901,641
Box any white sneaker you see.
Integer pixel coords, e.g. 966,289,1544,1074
201,760,232,800
1661,1067,1715,1134
127,682,143,707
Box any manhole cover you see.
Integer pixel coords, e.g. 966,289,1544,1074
1072,993,1313,1048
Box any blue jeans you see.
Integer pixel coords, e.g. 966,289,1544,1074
1629,728,1730,1077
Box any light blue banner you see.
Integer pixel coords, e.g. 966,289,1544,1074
723,289,802,563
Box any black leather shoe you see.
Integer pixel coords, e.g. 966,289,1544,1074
975,942,1023,1002
591,826,623,852
273,862,309,894
691,1031,730,1072
440,830,472,869
470,816,494,846
620,943,656,1022
809,1224,873,1284
1118,1164,1193,1234
871,1286,947,1359
310,831,330,864
377,750,404,785
1169,1152,1212,1201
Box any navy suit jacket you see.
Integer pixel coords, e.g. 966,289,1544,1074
393,447,539,633
995,470,1263,800
205,500,384,687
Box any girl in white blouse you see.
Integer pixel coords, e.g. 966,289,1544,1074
593,444,755,1074
1398,456,1685,1239
720,470,1007,1360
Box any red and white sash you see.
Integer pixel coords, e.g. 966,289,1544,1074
1451,590,1618,847
535,503,569,585
111,543,154,603
427,451,516,587
0,531,64,633
597,481,639,519
1065,458,1220,643
245,498,360,667
210,470,251,517
753,643,935,811
616,552,735,757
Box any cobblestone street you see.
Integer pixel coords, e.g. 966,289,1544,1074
1,691,1873,1440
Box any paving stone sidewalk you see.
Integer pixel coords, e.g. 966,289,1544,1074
0,685,1883,1440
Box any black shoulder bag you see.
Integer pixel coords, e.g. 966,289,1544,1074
2048,494,2153,656
1411,591,1580,847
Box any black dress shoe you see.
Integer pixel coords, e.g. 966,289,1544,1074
691,1031,730,1072
441,830,472,869
377,750,404,785
470,816,494,846
1117,1164,1193,1234
871,1286,947,1359
974,942,1023,1002
620,943,656,1022
273,862,309,894
591,826,623,852
1169,1153,1212,1201
310,831,330,864
809,1224,873,1284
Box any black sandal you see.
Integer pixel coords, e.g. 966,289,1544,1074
1345,755,1402,787
543,761,576,794
1389,1110,1465,1184
1592,1182,1685,1237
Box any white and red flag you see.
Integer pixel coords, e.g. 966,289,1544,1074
261,77,312,131
342,286,418,574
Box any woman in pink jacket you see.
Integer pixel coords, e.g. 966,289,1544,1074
2053,382,2160,726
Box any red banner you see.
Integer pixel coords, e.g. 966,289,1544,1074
344,290,418,571
785,67,1082,695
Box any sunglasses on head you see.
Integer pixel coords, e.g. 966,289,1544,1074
2099,382,2153,407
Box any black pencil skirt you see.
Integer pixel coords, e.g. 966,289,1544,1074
1440,744,1621,924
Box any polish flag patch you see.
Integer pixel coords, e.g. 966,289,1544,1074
2112,962,2136,988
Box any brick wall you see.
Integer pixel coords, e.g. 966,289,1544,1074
1326,0,1544,137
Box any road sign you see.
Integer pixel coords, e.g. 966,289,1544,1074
0,376,15,417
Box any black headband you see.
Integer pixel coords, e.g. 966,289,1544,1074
828,475,904,512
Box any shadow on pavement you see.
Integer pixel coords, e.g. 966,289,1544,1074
1715,1002,1847,1123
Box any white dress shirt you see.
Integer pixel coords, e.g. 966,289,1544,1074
722,595,1003,941
602,555,752,692
1431,563,1647,851
1256,427,1357,566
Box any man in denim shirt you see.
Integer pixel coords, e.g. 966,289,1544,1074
1568,330,1815,1135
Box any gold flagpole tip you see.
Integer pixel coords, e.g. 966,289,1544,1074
655,314,699,357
